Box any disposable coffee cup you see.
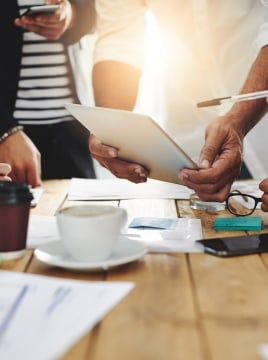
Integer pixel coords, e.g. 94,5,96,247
0,181,33,260
56,204,127,262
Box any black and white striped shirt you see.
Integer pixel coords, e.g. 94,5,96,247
14,0,75,125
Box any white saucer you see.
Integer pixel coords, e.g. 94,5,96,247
34,238,146,271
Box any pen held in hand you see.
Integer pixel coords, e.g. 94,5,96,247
197,90,268,108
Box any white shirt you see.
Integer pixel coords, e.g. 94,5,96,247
93,0,268,177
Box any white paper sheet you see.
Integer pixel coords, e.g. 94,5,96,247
30,187,43,207
27,215,203,253
67,178,264,201
0,270,134,360
68,177,194,200
27,215,59,247
126,217,203,252
231,179,263,199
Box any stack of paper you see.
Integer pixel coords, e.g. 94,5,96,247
68,177,194,200
68,178,263,201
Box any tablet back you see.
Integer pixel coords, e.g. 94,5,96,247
65,104,197,185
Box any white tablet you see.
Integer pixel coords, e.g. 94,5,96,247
65,104,198,185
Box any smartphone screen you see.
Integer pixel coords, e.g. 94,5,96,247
196,233,268,257
20,5,60,17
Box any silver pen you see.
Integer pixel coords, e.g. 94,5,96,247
197,90,268,108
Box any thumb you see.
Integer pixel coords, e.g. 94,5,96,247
198,130,222,169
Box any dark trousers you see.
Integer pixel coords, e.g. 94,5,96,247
23,120,96,180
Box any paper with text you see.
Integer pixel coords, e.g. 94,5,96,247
0,271,134,360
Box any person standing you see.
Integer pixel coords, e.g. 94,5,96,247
0,0,96,187
89,0,268,198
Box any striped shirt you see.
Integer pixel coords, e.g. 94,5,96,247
14,0,75,125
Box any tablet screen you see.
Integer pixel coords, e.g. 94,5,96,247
65,104,198,185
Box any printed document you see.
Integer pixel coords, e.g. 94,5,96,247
0,271,134,360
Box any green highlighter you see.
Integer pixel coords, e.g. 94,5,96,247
213,216,263,231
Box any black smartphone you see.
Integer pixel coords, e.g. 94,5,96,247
196,233,268,257
20,5,60,17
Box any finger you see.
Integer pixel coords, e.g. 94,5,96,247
95,156,148,183
182,178,231,201
180,164,236,191
89,135,118,158
12,165,28,184
180,166,235,202
0,163,11,176
0,176,12,182
198,126,224,168
194,183,231,202
259,178,268,192
24,154,42,187
261,203,268,212
18,21,63,39
25,165,42,188
90,135,149,182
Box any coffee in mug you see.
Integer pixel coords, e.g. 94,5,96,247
56,204,127,262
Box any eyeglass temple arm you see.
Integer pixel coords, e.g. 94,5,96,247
231,189,262,203
230,189,249,201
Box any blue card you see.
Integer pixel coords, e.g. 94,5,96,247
213,216,262,231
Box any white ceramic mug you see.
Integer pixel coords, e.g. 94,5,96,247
56,204,127,262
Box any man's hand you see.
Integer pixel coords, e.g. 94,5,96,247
259,178,268,212
178,116,243,202
14,0,74,40
89,134,149,183
0,131,41,187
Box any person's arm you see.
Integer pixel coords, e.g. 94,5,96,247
217,45,268,138
178,45,268,202
90,61,149,182
89,1,150,182
60,0,96,44
0,131,41,187
0,98,42,187
93,60,141,110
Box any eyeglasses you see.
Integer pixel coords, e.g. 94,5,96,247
225,190,262,216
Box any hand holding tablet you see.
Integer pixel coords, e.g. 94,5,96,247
65,104,197,185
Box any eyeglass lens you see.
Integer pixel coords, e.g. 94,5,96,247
227,194,257,216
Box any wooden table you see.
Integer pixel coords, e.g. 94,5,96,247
2,179,268,360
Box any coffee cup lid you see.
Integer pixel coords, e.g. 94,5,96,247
0,181,33,204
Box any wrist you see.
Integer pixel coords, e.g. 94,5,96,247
224,101,267,139
0,126,24,143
